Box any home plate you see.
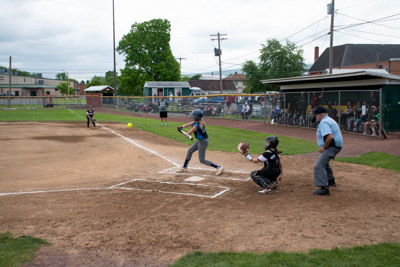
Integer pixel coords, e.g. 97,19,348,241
185,176,205,182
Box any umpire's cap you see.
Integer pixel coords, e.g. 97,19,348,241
314,106,327,114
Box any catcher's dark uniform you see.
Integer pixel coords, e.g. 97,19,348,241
86,108,96,128
251,149,281,189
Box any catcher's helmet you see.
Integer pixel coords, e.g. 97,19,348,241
265,136,279,149
190,109,203,121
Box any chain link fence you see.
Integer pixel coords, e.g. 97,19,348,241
0,90,387,138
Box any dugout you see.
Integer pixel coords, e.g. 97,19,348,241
85,86,115,107
261,69,400,133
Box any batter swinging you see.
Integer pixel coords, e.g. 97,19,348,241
176,109,224,175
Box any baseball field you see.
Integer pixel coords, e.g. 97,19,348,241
1,109,400,266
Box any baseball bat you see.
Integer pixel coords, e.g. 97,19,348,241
179,129,193,140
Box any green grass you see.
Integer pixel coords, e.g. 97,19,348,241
0,109,317,155
170,243,400,267
1,109,400,265
0,232,49,267
336,152,400,172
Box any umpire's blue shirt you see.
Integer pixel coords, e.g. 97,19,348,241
316,115,343,148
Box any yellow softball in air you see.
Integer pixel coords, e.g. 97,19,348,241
127,123,133,128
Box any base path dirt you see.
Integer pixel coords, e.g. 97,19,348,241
0,119,399,266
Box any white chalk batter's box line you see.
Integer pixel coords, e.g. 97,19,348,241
0,178,230,199
159,166,251,181
110,178,231,199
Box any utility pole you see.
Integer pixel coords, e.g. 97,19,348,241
8,56,11,108
175,57,186,72
112,0,117,95
67,71,70,108
328,0,335,74
211,33,227,94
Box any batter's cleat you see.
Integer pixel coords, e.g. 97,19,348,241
176,167,187,173
258,187,272,194
216,166,224,175
328,179,336,187
313,187,330,196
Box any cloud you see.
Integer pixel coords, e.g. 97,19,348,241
1,0,399,81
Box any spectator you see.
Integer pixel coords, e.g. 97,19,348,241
177,89,182,104
212,103,223,116
354,101,362,119
363,105,378,136
204,103,213,116
169,91,174,104
342,101,354,127
367,91,379,110
327,102,338,121
311,92,323,112
296,91,307,115
241,103,250,119
226,96,233,113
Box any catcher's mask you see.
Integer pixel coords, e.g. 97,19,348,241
265,136,279,149
190,109,203,121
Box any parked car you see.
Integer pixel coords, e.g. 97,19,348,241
192,97,209,105
208,96,225,104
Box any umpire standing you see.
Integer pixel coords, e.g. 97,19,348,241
313,106,343,196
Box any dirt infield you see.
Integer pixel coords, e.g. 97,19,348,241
1,121,399,266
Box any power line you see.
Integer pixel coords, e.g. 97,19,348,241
280,16,329,42
335,12,400,31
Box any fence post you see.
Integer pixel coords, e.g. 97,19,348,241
379,87,383,140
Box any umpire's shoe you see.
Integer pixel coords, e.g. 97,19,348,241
313,187,330,196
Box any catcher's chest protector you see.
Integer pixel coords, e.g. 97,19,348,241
263,150,280,170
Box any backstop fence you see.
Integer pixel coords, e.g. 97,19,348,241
0,89,388,139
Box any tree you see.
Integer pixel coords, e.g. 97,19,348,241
117,18,181,95
242,39,305,92
56,72,67,80
105,71,117,88
189,74,202,80
242,61,265,93
56,81,74,95
86,76,106,88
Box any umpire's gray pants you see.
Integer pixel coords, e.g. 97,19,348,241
185,139,214,166
314,146,341,187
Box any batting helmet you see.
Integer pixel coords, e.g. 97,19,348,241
190,109,203,121
265,136,279,149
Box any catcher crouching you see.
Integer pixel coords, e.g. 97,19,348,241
238,136,283,194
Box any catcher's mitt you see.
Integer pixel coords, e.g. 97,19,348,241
237,142,250,155
91,118,96,123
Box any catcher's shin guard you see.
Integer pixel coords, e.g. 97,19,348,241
250,170,271,189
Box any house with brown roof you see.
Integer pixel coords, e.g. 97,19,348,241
224,72,247,93
309,44,400,75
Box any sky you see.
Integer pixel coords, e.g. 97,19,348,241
0,0,399,82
